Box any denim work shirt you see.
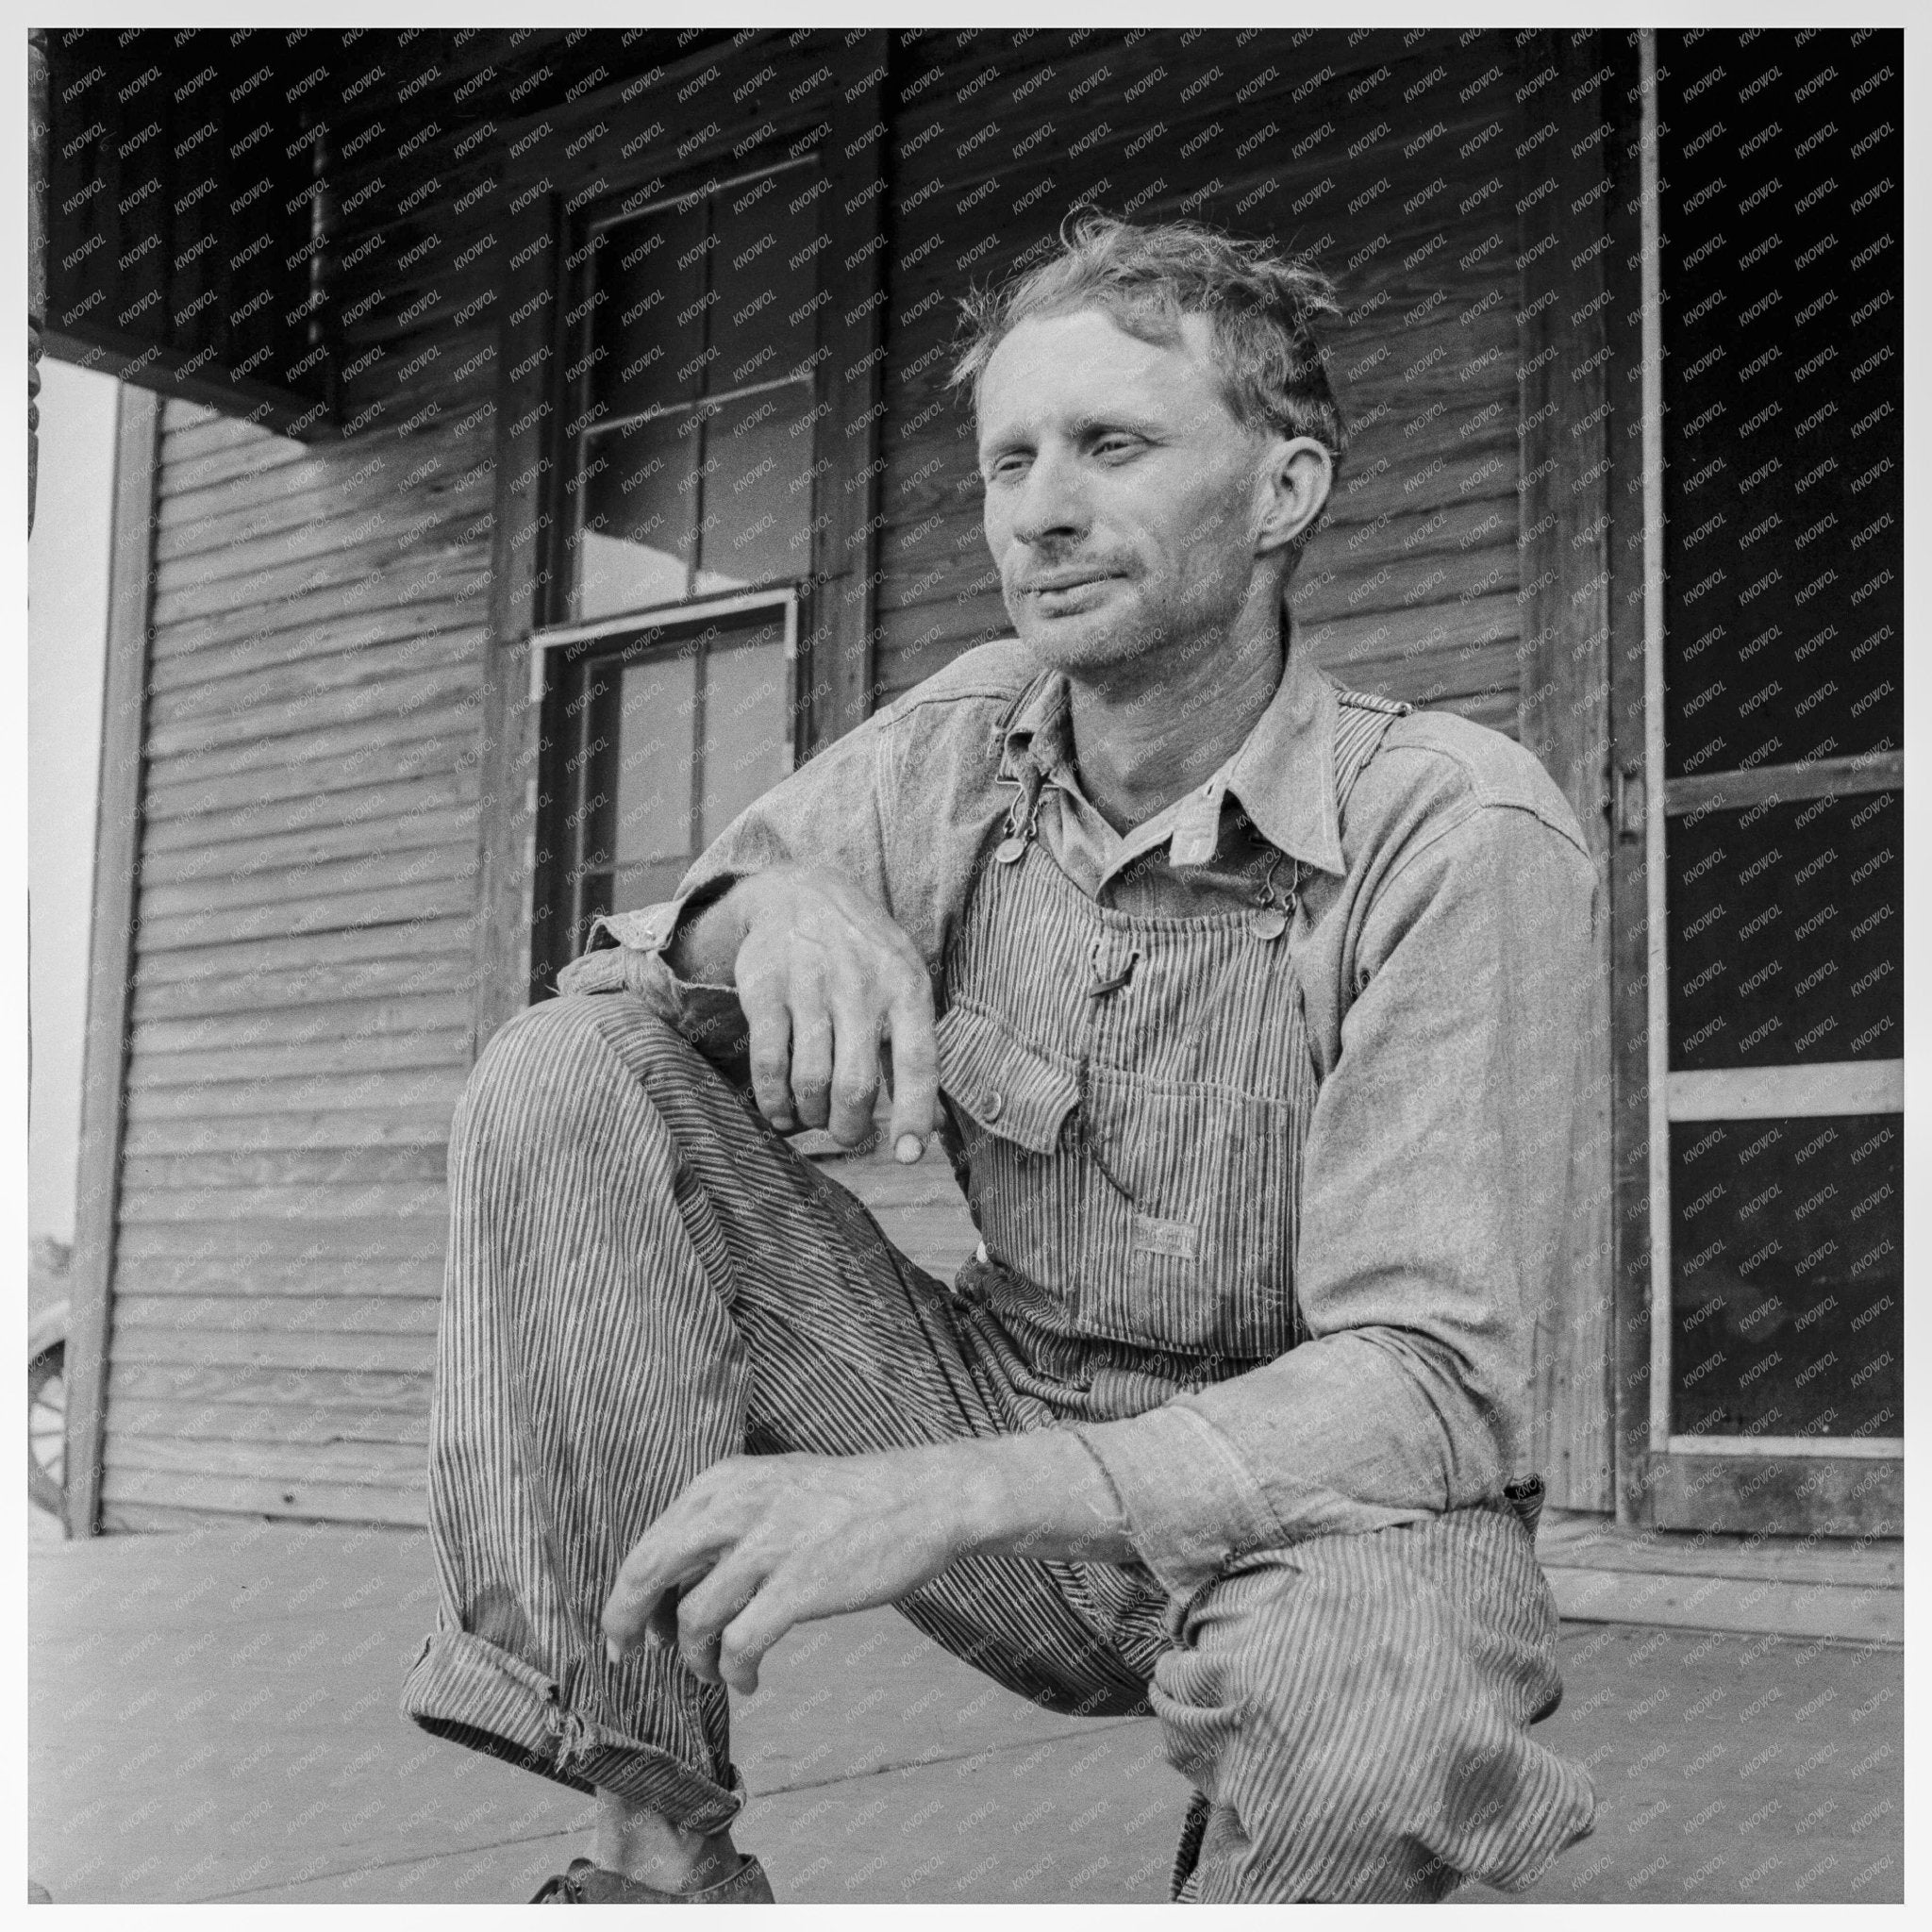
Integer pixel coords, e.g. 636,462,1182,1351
558,637,1599,1598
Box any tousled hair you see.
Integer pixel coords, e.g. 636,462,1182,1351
949,208,1348,472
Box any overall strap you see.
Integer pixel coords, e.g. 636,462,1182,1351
1331,684,1412,818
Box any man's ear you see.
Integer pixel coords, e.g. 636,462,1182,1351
1256,436,1334,558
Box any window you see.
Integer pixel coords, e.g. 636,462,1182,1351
533,153,839,991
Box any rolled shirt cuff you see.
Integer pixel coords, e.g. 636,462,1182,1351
554,891,749,1059
1070,1402,1287,1602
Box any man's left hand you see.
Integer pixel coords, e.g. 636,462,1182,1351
602,1447,979,1695
602,1433,1136,1694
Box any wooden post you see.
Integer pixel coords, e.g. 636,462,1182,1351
470,179,559,1052
1603,33,1656,1529
1515,29,1619,1514
64,387,161,1538
812,35,890,744
27,28,48,533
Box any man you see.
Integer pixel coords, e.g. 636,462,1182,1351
403,213,1600,1904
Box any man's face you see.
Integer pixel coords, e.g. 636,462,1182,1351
975,307,1275,675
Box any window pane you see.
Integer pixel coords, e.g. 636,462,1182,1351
575,870,614,950
1668,791,1902,1071
1670,1113,1901,1440
589,201,707,425
699,625,790,844
576,414,697,619
707,176,819,391
1659,41,1903,778
693,389,819,593
613,651,698,875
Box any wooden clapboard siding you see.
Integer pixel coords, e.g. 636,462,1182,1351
111,1328,435,1373
129,922,476,1012
131,992,473,1056
123,1144,448,1191
115,1256,447,1295
147,641,483,732
117,1233,448,1275
153,453,495,558
95,34,540,1524
119,1108,460,1159
101,1470,429,1528
139,806,480,891
111,1359,434,1407
141,744,481,838
109,1396,429,1443
126,1038,472,1095
143,773,481,862
114,1293,441,1332
124,1068,468,1124
116,1180,449,1227
105,1435,429,1483
101,268,495,1523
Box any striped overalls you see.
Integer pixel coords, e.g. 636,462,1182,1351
403,685,1598,1902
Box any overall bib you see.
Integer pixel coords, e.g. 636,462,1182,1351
934,683,1417,1373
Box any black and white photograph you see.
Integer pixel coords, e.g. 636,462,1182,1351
20,7,1919,1911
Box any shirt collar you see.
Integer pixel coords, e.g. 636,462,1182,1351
998,635,1348,878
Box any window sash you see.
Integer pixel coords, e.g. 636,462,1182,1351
556,155,826,625
532,591,799,969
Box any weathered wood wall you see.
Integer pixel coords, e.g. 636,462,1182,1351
93,26,1611,1527
95,120,516,1522
100,391,494,1527
95,29,791,1529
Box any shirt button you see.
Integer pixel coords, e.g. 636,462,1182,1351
982,1090,1005,1122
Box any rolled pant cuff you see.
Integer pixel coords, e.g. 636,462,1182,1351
401,1627,747,1834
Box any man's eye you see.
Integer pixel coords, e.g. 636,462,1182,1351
1093,437,1140,459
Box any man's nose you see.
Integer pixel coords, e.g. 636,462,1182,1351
1008,444,1089,548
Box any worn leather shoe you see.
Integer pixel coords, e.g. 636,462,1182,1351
531,1855,775,1903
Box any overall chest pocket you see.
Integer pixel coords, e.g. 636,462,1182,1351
1079,1069,1301,1358
935,999,1304,1359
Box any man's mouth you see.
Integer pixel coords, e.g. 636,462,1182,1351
1020,571,1117,594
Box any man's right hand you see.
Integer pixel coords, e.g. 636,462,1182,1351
684,868,939,1161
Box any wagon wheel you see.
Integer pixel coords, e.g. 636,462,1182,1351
29,1301,67,1520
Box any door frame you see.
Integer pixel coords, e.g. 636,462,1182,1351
1606,28,1904,1537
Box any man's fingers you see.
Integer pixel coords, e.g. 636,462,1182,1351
826,994,882,1147
673,1553,774,1686
642,1585,682,1653
603,1492,735,1655
884,982,940,1162
605,1545,713,1657
716,1574,801,1696
742,994,795,1131
787,977,835,1130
